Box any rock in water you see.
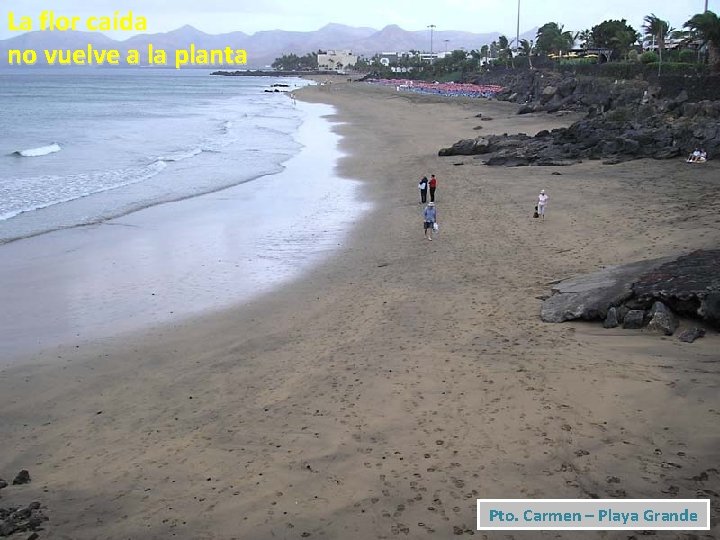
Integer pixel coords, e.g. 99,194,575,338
603,307,619,328
12,470,30,485
647,301,679,335
678,328,706,343
623,310,645,329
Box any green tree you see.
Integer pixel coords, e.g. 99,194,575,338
535,22,575,56
643,14,672,73
480,44,489,64
591,19,639,61
469,49,483,70
489,40,499,60
684,10,720,71
577,29,593,49
271,52,318,71
518,39,534,68
498,34,514,67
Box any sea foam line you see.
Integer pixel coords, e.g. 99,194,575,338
13,143,62,157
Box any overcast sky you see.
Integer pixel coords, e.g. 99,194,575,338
2,0,715,39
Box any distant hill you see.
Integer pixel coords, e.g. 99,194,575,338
0,23,538,68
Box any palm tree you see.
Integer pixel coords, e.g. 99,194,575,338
519,39,534,68
578,29,593,49
498,35,515,67
535,22,576,56
480,44,489,65
644,14,672,73
489,40,499,60
684,10,720,71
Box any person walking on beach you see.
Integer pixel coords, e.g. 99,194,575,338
423,201,437,240
537,189,549,220
429,174,438,202
418,176,428,203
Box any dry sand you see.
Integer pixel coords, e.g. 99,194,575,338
1,80,719,539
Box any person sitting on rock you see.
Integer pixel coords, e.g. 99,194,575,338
698,149,708,162
687,148,701,162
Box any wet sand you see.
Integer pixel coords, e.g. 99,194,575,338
0,101,364,362
0,80,718,539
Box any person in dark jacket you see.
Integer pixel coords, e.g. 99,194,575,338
418,176,428,203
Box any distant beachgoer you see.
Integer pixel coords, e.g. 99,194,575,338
687,148,701,163
419,176,428,203
429,174,438,202
537,189,548,220
423,202,437,240
699,148,708,162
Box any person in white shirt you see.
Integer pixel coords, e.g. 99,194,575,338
687,149,701,162
537,189,549,220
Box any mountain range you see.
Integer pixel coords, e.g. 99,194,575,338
1,23,539,68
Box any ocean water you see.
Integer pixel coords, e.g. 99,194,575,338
0,69,308,242
0,69,367,360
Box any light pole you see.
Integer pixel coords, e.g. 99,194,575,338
516,0,520,53
705,0,709,11
427,24,436,54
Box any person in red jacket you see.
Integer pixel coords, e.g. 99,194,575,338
429,174,438,202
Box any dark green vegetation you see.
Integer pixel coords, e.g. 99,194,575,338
270,52,318,71
272,10,720,81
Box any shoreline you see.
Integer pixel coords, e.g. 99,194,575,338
0,80,718,539
0,72,310,246
0,98,366,363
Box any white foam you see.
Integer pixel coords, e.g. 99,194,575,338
15,143,61,157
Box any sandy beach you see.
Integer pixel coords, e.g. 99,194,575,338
1,79,719,539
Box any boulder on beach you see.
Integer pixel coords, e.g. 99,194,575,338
603,307,619,328
647,301,679,335
541,250,720,331
12,470,30,485
540,257,671,323
678,327,706,343
622,310,646,329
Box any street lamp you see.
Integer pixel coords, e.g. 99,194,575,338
427,24,436,54
516,0,521,53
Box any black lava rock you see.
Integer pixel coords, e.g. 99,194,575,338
622,310,646,329
12,470,30,485
678,327,706,343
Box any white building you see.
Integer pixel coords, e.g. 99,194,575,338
317,50,358,71
378,51,441,66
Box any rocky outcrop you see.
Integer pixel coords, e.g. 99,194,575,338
541,250,720,334
0,469,47,537
474,70,720,114
540,258,670,323
439,97,720,165
0,501,47,537
632,250,720,325
475,71,649,114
